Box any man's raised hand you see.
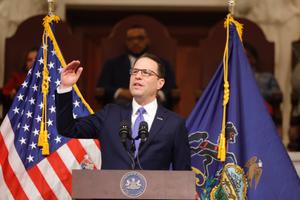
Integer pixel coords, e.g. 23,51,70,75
60,60,83,89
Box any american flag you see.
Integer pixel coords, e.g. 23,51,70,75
0,16,101,199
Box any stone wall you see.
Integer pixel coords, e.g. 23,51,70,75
236,0,300,144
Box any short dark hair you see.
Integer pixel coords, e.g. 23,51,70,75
134,53,165,78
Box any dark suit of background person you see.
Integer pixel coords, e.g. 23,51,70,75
97,25,177,109
56,54,191,170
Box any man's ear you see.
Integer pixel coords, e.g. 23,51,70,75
157,78,165,90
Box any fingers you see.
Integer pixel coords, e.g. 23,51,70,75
75,67,83,79
68,60,80,69
63,60,81,73
60,60,83,89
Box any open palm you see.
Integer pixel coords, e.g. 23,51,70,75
61,60,83,89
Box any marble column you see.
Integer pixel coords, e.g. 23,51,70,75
0,0,47,118
0,0,47,86
237,0,300,144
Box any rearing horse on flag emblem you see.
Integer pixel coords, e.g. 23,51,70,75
189,122,238,178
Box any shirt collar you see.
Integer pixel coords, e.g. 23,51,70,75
132,98,158,116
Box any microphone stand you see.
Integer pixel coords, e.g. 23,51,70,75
128,140,136,169
135,142,143,170
119,120,136,170
135,121,149,170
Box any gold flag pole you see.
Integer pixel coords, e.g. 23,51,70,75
228,0,236,16
48,0,56,16
38,0,57,155
217,0,237,162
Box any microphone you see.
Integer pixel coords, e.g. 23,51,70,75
119,120,131,144
119,120,135,169
138,121,149,143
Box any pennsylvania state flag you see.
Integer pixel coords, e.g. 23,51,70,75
186,15,300,200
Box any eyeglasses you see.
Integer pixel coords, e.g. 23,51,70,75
129,68,160,78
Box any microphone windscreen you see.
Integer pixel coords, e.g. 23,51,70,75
139,121,148,131
120,120,129,129
119,120,130,142
138,121,148,142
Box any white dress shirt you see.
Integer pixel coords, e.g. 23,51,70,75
131,98,158,132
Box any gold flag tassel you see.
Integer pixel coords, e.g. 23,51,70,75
43,15,94,114
38,29,50,155
38,15,60,155
37,15,95,156
217,14,243,161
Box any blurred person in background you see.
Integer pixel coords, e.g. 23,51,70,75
97,25,177,109
1,48,38,115
244,43,282,134
289,44,300,151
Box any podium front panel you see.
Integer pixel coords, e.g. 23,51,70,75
72,170,195,199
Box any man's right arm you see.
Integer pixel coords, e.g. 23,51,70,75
55,60,100,139
55,89,101,139
55,89,75,137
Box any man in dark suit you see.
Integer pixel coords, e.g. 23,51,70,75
56,53,191,170
97,25,177,109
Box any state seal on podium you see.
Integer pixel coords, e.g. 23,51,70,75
120,171,147,198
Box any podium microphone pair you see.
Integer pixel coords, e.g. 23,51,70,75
119,120,149,169
119,120,149,144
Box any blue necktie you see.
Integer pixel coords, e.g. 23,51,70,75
132,107,146,157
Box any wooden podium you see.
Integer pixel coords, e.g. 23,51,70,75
72,170,195,199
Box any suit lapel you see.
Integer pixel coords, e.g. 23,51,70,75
138,105,168,155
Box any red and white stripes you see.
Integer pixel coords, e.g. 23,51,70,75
0,116,101,199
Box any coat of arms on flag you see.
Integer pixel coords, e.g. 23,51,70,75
0,15,101,199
